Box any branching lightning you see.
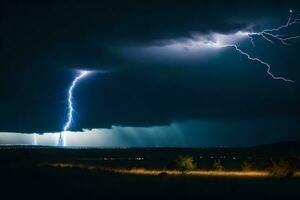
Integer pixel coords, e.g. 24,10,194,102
58,70,90,146
165,10,300,82
53,11,298,146
247,9,300,47
221,10,299,83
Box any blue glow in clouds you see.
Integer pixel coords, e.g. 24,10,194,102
192,10,299,82
134,10,299,83
58,70,90,146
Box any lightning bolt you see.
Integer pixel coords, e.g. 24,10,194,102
153,10,299,82
248,9,300,47
58,70,90,146
223,44,294,82
33,133,37,145
222,10,299,82
63,71,90,131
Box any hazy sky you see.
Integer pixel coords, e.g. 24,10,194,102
1,0,300,146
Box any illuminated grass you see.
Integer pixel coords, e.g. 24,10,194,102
112,168,269,177
45,163,300,178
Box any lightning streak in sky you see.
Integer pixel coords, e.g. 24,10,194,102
248,10,300,47
58,70,90,146
226,44,294,82
236,10,299,82
157,10,299,82
211,10,299,82
33,133,37,145
63,71,90,131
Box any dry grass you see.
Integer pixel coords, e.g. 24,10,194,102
113,168,269,177
44,163,300,178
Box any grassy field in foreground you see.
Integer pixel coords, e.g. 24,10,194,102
2,163,300,200
1,147,300,199
46,163,300,178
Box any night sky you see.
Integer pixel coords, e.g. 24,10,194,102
1,0,300,147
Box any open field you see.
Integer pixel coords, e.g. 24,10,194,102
46,162,300,177
1,145,300,199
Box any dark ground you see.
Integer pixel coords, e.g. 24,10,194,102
0,143,300,200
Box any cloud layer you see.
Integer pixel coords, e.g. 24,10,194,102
1,1,300,146
1,118,299,147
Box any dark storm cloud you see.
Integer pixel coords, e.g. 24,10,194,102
1,118,299,147
1,0,300,144
3,0,298,71
2,0,299,71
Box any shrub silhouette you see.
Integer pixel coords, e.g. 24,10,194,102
268,158,294,177
213,159,224,171
242,158,254,171
158,172,168,177
174,155,197,173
